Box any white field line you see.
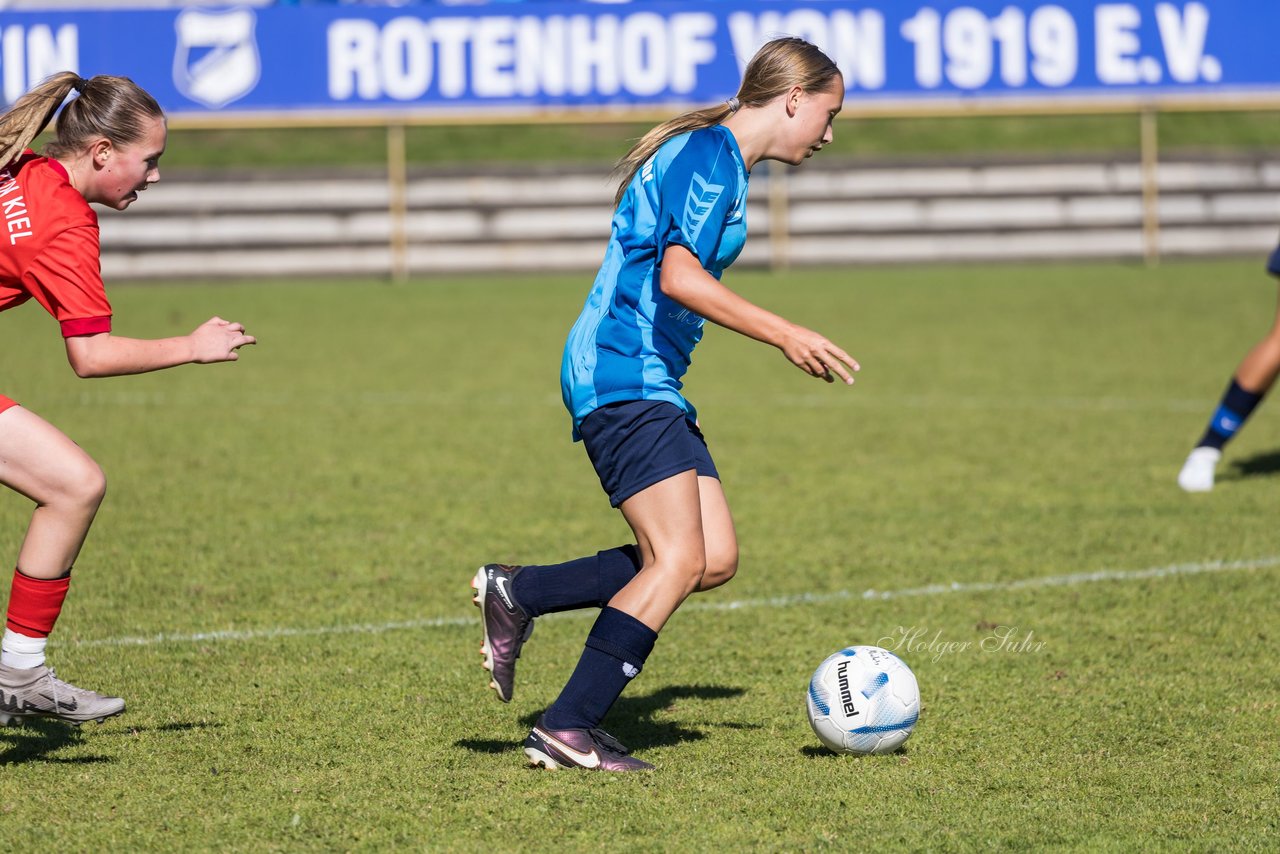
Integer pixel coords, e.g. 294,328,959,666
51,388,1208,414
58,555,1280,650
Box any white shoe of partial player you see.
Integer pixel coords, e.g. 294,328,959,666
1177,447,1222,493
0,663,125,726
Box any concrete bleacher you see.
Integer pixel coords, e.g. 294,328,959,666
95,154,1280,280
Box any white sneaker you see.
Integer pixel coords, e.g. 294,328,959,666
0,663,125,726
1177,447,1222,493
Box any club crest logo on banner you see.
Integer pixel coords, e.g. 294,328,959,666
173,8,261,109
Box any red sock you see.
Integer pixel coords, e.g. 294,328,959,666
5,569,71,637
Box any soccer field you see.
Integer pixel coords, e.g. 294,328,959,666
1,259,1276,849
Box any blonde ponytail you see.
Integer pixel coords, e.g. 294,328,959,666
612,37,840,207
0,71,81,169
612,102,736,207
0,72,163,171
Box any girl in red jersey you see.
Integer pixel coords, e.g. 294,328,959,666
0,73,255,726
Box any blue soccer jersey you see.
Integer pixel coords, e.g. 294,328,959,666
561,124,749,438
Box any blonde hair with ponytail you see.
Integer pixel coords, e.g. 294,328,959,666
0,72,163,170
612,37,841,206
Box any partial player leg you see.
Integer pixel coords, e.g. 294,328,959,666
471,546,641,702
510,546,642,616
0,405,122,725
0,405,106,578
609,469,707,632
695,475,739,591
525,470,707,771
1180,281,1280,492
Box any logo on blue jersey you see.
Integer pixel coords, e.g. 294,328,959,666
727,196,744,220
683,172,724,244
667,307,703,326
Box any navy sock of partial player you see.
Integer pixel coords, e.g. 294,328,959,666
1196,378,1264,450
542,607,657,732
511,546,641,617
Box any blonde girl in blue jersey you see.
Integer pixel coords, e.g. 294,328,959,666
472,37,856,771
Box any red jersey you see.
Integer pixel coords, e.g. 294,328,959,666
0,150,112,337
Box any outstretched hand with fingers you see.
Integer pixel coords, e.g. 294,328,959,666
780,324,859,384
190,316,256,363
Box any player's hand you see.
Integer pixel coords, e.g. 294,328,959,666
780,324,859,384
190,316,256,363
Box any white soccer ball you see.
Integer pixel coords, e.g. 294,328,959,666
806,645,920,755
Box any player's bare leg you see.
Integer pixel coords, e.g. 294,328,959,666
1180,283,1280,493
0,406,123,726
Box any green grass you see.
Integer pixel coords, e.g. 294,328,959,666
154,109,1280,170
1,260,1278,849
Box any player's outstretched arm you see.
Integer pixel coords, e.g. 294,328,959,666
660,245,859,384
63,316,256,378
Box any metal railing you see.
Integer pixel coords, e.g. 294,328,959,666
123,98,1279,280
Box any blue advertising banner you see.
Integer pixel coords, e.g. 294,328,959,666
0,1,1272,118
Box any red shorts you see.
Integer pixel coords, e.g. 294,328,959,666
0,393,17,415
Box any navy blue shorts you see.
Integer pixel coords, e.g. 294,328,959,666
1268,243,1280,277
579,400,719,507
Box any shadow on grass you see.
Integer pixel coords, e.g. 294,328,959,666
0,718,224,764
529,684,752,750
0,718,108,765
800,743,911,760
1222,449,1280,481
114,721,223,735
455,684,752,755
454,738,514,755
